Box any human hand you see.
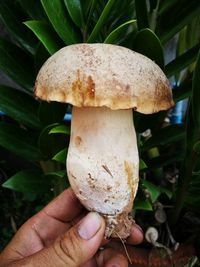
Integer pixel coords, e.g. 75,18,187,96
0,188,143,267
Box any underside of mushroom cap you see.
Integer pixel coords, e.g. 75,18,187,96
35,43,174,114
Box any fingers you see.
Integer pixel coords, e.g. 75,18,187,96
43,187,83,222
3,188,85,255
127,223,144,245
96,248,128,267
24,212,106,267
25,188,87,247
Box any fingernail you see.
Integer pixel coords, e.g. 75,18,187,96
78,212,102,240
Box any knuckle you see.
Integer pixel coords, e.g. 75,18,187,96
54,229,83,266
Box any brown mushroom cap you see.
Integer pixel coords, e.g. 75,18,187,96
35,43,174,113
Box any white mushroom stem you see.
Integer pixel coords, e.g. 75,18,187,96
67,107,139,238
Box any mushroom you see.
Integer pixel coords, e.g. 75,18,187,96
34,43,174,239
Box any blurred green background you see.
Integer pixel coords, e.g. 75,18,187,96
0,0,200,264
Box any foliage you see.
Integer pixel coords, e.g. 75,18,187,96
0,0,200,261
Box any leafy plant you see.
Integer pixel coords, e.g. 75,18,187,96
0,0,200,264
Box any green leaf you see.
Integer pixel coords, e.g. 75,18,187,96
192,171,200,176
135,0,149,29
185,102,197,153
146,152,185,170
139,159,147,170
158,0,177,16
176,28,187,57
193,157,200,175
175,28,187,81
158,0,200,44
38,101,67,126
104,20,136,44
142,125,186,151
186,16,200,49
149,0,158,11
46,170,66,178
2,170,53,194
142,180,172,202
64,0,84,28
0,122,42,161
193,141,200,154
82,0,97,32
185,174,200,214
45,172,68,195
0,37,35,91
165,44,200,78
81,0,95,21
173,78,192,103
0,0,38,54
132,28,164,69
192,51,200,128
18,0,47,20
105,1,135,31
53,148,67,164
142,180,160,202
0,85,41,129
34,43,50,73
87,0,115,43
24,21,63,55
41,0,81,44
39,124,67,159
161,188,172,200
134,198,153,211
49,124,70,135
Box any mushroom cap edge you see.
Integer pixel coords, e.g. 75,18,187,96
34,43,174,114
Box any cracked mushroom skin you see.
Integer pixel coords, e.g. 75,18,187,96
34,43,174,239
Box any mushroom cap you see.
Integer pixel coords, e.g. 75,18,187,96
35,43,174,113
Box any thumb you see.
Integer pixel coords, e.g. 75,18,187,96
32,212,105,267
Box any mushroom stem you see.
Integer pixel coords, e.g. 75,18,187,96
67,107,139,238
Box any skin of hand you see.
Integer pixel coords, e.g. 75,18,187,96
0,188,143,267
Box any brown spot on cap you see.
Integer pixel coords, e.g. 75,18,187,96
86,75,95,99
34,43,174,113
72,70,83,105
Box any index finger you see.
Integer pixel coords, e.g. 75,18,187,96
43,187,84,222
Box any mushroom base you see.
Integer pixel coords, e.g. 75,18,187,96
103,213,135,239
67,107,139,239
